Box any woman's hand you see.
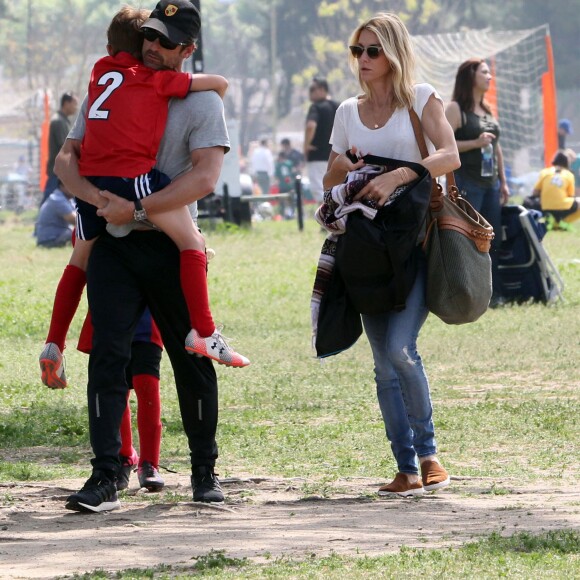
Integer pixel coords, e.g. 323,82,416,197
476,132,495,148
331,147,366,174
354,167,418,207
499,181,510,205
323,147,365,190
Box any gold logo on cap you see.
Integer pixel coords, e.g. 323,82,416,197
165,4,178,16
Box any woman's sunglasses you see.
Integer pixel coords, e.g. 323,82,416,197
349,45,383,59
142,28,186,50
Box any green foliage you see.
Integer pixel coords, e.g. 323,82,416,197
2,0,577,148
65,531,580,577
1,212,579,576
192,550,248,571
0,400,88,448
0,0,120,97
1,214,579,490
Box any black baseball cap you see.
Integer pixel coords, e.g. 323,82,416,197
141,0,201,45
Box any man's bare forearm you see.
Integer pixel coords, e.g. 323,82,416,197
141,146,225,217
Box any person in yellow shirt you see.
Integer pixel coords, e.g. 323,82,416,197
532,151,580,228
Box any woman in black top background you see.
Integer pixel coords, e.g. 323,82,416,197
445,58,510,307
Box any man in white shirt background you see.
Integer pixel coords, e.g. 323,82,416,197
250,139,275,195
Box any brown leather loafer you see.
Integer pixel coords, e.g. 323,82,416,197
378,472,425,497
420,460,450,491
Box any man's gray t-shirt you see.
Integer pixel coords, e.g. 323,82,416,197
69,91,230,221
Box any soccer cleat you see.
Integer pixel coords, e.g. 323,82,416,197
185,327,250,368
138,461,165,492
39,342,67,389
65,471,121,513
378,473,425,497
116,452,138,491
191,465,224,503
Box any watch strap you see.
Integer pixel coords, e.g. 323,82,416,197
133,199,148,221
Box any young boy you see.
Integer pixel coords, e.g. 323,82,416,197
40,6,249,390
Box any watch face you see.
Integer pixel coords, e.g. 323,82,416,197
134,209,147,221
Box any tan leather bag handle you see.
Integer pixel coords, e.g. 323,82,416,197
408,108,460,211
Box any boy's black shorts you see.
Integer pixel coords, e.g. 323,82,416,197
75,168,170,241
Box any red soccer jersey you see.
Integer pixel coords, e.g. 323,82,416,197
79,52,192,178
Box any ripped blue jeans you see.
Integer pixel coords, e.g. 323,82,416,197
361,254,436,474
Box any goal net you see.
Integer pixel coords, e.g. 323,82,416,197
412,25,553,177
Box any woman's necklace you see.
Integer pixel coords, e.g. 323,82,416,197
367,99,394,129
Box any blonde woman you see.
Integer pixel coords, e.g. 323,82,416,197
323,13,460,497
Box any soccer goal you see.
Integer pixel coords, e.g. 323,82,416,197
412,25,557,177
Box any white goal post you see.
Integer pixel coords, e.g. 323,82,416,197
412,25,557,177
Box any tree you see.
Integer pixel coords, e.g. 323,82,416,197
0,0,14,20
0,0,576,150
0,0,119,101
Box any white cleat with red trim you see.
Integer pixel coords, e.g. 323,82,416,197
185,327,250,368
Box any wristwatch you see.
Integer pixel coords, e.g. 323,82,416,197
133,199,148,222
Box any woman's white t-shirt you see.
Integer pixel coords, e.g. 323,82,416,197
330,83,441,163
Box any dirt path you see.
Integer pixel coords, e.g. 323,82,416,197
1,474,578,579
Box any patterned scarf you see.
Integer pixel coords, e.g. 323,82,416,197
310,165,387,344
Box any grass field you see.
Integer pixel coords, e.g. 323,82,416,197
0,208,579,577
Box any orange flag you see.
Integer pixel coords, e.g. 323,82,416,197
542,33,558,166
39,91,50,192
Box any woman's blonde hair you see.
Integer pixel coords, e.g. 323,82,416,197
348,12,415,109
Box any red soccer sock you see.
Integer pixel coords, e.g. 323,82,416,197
119,392,136,459
45,265,86,350
180,249,215,337
133,374,162,467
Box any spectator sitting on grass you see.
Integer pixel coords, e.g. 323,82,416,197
532,150,579,230
35,181,75,248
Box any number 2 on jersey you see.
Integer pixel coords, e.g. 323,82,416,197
88,71,124,120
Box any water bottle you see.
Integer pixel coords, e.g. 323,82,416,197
481,143,494,177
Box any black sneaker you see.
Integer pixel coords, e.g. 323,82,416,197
138,461,165,492
116,455,137,491
65,471,121,513
191,465,224,503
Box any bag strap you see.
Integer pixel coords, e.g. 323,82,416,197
408,108,459,210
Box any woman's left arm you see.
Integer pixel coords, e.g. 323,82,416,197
420,94,461,178
495,143,510,204
355,95,460,206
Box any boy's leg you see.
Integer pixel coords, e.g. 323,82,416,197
134,373,162,466
40,239,97,389
41,188,106,390
129,171,248,366
44,239,95,349
151,209,249,367
149,208,215,337
129,340,164,492
117,391,139,491
128,340,163,468
118,392,134,458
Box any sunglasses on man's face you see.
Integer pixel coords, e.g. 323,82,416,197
142,28,184,50
349,45,383,59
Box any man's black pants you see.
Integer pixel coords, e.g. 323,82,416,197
86,230,219,474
